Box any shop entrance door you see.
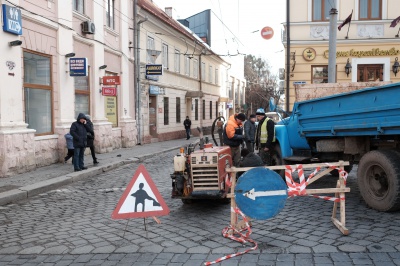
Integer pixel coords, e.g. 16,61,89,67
357,64,383,82
149,96,157,137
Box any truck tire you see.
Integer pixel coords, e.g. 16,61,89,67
272,144,286,178
357,150,400,212
330,165,353,177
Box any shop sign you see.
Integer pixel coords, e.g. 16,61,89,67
324,47,400,59
105,96,117,127
293,81,306,85
69,58,88,76
102,87,117,96
149,85,165,95
226,102,233,109
145,64,163,75
102,76,120,85
2,4,22,35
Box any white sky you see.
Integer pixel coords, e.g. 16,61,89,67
152,0,286,75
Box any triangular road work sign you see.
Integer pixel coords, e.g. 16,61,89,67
111,164,170,219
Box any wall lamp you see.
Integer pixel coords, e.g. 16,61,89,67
65,52,75,58
9,40,22,46
99,65,107,70
393,57,399,76
344,58,352,77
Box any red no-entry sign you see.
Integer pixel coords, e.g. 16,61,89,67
260,26,274,40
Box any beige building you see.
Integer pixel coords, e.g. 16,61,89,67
283,0,400,111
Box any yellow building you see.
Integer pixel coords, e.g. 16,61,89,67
283,0,400,111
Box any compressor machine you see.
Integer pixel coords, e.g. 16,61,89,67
170,142,232,203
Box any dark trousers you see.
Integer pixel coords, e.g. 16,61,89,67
185,128,191,139
65,149,74,162
88,145,97,162
245,141,254,152
73,147,85,170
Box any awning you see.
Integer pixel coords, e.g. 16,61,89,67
219,97,229,102
185,91,204,98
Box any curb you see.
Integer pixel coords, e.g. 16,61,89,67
0,146,181,206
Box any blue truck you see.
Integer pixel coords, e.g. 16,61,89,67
271,82,400,212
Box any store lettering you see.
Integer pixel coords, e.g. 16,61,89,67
324,47,400,58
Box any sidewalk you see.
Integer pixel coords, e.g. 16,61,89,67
0,136,209,206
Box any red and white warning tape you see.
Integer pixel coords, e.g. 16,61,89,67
285,163,348,202
204,207,257,265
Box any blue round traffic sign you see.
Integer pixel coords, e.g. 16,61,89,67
235,168,287,220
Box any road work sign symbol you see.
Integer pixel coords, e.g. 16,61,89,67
234,168,287,220
111,164,170,219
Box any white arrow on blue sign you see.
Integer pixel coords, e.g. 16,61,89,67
234,168,287,220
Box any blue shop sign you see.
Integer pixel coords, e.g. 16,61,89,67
2,4,22,35
69,58,88,76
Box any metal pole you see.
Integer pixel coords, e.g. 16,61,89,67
328,0,338,83
285,0,290,113
133,0,140,144
199,53,204,140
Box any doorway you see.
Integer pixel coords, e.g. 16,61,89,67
186,98,191,118
357,64,383,82
149,96,157,137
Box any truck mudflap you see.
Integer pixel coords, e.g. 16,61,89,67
189,190,225,199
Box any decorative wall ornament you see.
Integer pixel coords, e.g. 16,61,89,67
357,25,384,38
310,26,329,39
6,61,16,70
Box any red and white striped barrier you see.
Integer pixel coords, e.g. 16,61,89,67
285,163,348,202
204,207,257,265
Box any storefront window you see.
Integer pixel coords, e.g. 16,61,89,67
312,65,329,84
104,71,118,127
74,74,90,119
23,51,53,135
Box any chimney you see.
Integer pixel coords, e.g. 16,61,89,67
165,7,173,18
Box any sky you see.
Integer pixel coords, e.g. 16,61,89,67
152,0,286,75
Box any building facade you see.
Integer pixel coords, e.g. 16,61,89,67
0,0,136,177
283,0,400,111
137,0,229,143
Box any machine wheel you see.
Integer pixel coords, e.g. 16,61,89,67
330,164,353,177
181,199,194,204
357,150,400,212
271,144,286,178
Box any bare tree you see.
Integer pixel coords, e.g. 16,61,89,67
244,55,280,115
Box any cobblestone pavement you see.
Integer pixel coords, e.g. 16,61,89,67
0,151,400,265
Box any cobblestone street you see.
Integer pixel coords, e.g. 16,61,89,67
0,151,400,265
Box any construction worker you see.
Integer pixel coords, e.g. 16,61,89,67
255,108,276,165
223,113,246,166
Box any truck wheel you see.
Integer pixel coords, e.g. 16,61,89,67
330,165,353,177
272,144,286,178
357,150,400,212
181,199,193,204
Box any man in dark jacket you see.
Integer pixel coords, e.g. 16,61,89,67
70,113,93,171
255,108,276,165
244,114,256,152
238,148,263,177
183,116,191,140
85,115,98,165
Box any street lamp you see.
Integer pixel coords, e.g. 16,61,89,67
345,58,352,77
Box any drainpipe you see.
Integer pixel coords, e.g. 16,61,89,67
285,0,290,114
199,52,204,145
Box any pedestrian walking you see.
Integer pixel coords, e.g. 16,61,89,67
183,116,191,140
64,132,74,164
255,108,276,165
244,114,256,152
223,113,246,166
85,115,99,165
70,113,93,172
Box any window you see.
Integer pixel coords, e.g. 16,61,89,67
202,100,205,120
23,51,53,135
73,0,84,13
185,56,190,76
176,97,181,123
201,62,205,81
215,68,219,85
195,99,198,120
74,75,90,119
147,36,155,63
162,44,168,69
209,65,213,83
359,0,381,20
106,0,115,29
164,97,169,125
313,0,330,21
209,101,212,119
193,59,198,79
311,65,329,83
174,49,180,73
215,101,218,118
